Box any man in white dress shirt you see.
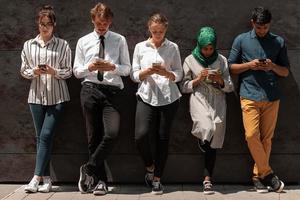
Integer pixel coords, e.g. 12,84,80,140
73,2,131,195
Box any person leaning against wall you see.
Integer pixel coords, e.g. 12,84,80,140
20,5,72,193
181,26,234,195
228,6,290,193
130,13,183,195
73,2,131,196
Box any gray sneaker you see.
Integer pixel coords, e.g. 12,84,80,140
203,181,215,195
253,178,269,193
78,164,95,193
152,180,163,195
262,173,284,193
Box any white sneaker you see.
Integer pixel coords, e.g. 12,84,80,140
24,178,40,193
38,177,52,193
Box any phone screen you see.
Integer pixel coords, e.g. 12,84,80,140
38,64,46,69
259,59,266,62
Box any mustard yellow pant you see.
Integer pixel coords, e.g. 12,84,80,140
240,97,280,179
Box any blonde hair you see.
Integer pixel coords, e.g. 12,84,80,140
147,13,168,28
90,3,113,20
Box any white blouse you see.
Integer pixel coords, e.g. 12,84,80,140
131,39,183,106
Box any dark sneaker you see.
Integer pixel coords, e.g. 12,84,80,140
263,173,284,193
203,181,215,195
93,180,108,195
152,180,163,195
145,171,154,187
78,164,96,193
253,178,269,193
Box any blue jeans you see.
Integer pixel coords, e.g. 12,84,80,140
29,103,64,176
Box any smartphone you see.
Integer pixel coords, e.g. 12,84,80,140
95,58,103,63
208,69,219,75
38,64,46,69
258,58,266,63
152,62,163,69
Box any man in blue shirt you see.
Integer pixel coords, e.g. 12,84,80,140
228,6,289,193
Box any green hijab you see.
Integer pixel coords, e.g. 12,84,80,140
192,27,218,67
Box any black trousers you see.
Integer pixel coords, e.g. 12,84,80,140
199,140,217,178
80,82,121,182
135,96,179,178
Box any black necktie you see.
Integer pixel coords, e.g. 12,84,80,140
97,35,105,81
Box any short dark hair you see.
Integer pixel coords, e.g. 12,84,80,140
90,3,114,20
36,5,56,24
251,6,272,24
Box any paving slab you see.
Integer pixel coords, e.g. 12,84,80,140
1,184,300,200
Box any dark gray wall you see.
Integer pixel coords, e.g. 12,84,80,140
0,0,299,183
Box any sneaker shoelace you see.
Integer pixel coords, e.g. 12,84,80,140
84,174,94,191
203,181,213,190
152,181,163,191
28,179,39,187
95,181,107,192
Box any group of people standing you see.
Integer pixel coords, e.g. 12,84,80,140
20,2,290,196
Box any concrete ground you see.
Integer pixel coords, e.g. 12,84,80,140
1,184,300,200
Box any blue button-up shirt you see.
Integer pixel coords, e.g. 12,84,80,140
228,29,290,101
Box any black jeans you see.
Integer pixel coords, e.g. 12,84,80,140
199,140,217,178
80,82,121,182
135,96,179,178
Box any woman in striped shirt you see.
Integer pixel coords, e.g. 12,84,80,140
20,5,72,193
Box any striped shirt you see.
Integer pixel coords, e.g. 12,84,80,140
20,35,72,105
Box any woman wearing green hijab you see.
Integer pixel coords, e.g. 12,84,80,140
181,27,234,194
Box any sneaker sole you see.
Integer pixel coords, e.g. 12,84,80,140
203,191,215,195
93,191,107,195
151,190,163,195
204,191,215,195
256,188,269,193
275,181,284,193
78,166,87,193
24,188,38,193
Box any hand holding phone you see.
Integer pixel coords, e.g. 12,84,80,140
38,64,46,69
152,62,163,69
258,58,266,63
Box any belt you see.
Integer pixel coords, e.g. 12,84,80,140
83,82,120,92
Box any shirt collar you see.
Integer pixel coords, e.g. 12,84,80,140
146,38,169,48
31,35,56,46
93,30,110,40
250,29,273,39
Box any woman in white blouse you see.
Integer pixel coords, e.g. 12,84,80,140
20,5,72,193
181,27,233,194
131,13,183,195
